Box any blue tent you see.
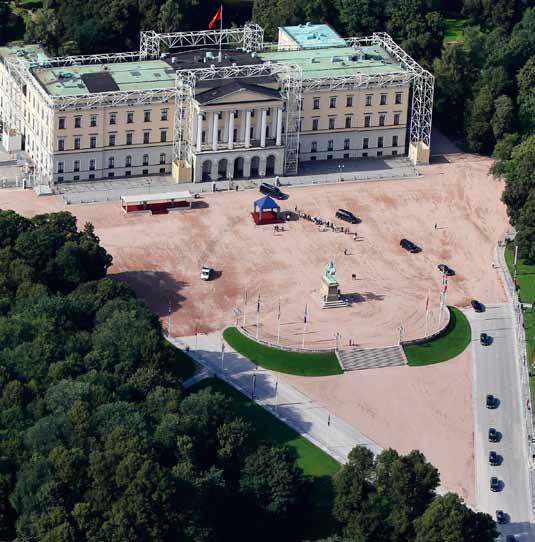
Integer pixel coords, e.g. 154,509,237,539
254,194,280,211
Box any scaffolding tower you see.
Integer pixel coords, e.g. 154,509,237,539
173,61,302,179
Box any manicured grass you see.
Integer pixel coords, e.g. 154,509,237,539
404,307,471,366
444,18,466,43
166,342,196,380
522,309,535,410
223,327,343,377
505,244,535,304
190,378,340,539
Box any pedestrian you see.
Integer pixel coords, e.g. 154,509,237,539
235,184,238,191
352,273,356,280
434,223,437,230
295,205,298,212
353,234,357,241
344,248,347,255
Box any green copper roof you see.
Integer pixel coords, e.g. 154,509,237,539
279,23,346,48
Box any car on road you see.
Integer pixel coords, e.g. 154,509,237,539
200,266,214,281
480,332,491,346
471,299,485,312
438,264,455,276
489,428,500,442
335,209,360,224
259,182,284,199
490,476,501,492
400,239,421,253
486,394,498,409
496,510,507,524
489,451,500,466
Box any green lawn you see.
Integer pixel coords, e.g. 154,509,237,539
223,327,343,377
505,244,535,303
404,307,471,366
444,18,466,43
190,378,341,539
522,309,535,409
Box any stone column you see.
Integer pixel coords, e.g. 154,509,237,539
276,108,283,146
196,112,203,152
212,112,219,151
260,109,267,148
245,110,251,149
228,111,235,150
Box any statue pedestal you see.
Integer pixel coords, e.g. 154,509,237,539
320,276,339,303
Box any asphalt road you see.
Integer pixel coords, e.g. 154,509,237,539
469,304,535,540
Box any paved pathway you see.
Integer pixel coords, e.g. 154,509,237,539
170,331,382,463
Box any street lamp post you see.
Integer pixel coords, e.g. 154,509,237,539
337,163,344,182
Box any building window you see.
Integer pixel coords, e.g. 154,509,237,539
90,115,97,127
327,154,333,160
74,116,81,128
74,137,81,150
143,132,150,144
395,92,402,104
73,160,80,172
110,113,117,125
363,137,369,149
108,157,115,169
217,129,222,142
329,96,337,108
233,128,238,141
57,161,64,173
90,136,97,149
58,139,65,151
346,95,353,107
379,115,385,127
160,130,167,143
142,169,148,175
59,117,65,129
393,135,398,147
365,95,372,106
127,111,134,124
380,94,387,105
345,116,352,128
250,127,254,139
144,110,151,122
394,113,400,126
89,159,95,171
201,112,207,121
312,119,319,131
159,153,166,165
202,131,206,143
108,134,116,146
266,126,270,138
310,156,316,161
377,151,383,157
311,141,317,153
251,110,255,118
328,118,335,129
217,111,223,120
89,174,95,180
313,97,320,110
125,155,132,167
327,140,334,151
364,115,371,128
378,136,384,148
362,152,368,158
161,109,168,121
108,172,114,178
392,150,398,156
344,153,349,159
344,138,350,150
126,133,133,145
142,154,149,166
125,171,131,176
266,108,271,116
233,110,239,118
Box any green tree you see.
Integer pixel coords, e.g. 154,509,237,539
515,191,535,262
518,57,535,133
335,0,386,36
491,95,515,140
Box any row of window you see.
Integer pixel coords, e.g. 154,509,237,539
309,150,399,161
306,112,402,131
199,125,272,144
57,130,168,151
57,153,167,173
310,135,399,153
200,108,273,121
311,92,403,110
58,109,169,129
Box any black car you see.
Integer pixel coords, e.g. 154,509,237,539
480,332,491,346
496,510,507,524
471,299,485,312
486,394,498,409
490,476,501,492
335,209,360,224
400,239,421,253
489,428,500,442
438,264,455,276
259,182,284,199
489,451,500,466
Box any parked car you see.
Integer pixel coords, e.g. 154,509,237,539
488,428,500,442
496,510,507,524
400,239,421,253
200,266,213,281
471,299,485,312
259,182,284,199
335,209,360,224
480,332,491,346
438,264,455,276
489,451,500,466
490,476,501,492
486,394,498,409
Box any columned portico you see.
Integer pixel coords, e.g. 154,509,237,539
276,108,283,146
196,112,203,152
228,111,235,150
212,112,219,151
260,109,267,148
245,110,252,148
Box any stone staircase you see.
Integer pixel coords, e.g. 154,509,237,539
322,299,349,309
337,345,407,371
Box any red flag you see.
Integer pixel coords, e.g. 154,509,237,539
208,6,222,29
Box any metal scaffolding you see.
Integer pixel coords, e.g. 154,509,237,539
141,24,264,60
173,61,302,177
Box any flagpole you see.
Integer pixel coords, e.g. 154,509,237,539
277,297,281,345
218,4,223,62
424,289,429,336
256,295,260,340
243,289,248,328
302,304,307,349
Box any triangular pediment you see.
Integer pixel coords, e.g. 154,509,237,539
196,81,282,106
